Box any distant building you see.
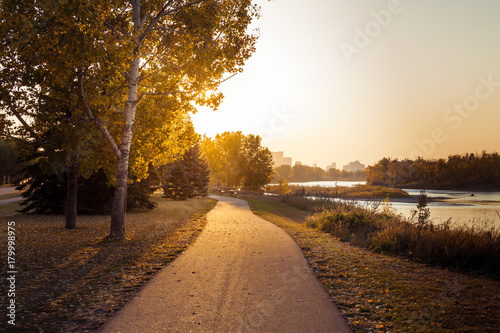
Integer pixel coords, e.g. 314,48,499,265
295,161,302,166
326,163,337,171
313,163,317,168
343,160,365,172
271,151,292,167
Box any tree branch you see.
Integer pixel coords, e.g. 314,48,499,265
136,73,238,102
77,70,122,160
103,80,128,97
7,101,44,146
160,0,207,17
156,26,212,41
0,133,37,146
139,0,208,42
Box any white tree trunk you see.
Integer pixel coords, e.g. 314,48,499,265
108,0,142,240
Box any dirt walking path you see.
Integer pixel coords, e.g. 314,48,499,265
100,196,351,332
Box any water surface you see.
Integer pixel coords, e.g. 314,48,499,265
288,181,500,228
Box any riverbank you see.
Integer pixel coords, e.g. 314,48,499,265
242,194,500,332
267,184,411,199
393,185,500,194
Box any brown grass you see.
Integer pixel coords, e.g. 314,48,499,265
0,195,216,332
266,184,411,199
243,194,500,332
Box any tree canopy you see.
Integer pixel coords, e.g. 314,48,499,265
202,131,273,190
365,152,500,190
1,0,260,239
162,142,210,200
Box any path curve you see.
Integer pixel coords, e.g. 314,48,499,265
100,196,351,332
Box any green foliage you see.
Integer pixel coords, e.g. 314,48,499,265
202,131,244,187
16,162,67,214
240,134,273,190
272,163,365,183
366,152,500,189
0,140,20,183
1,0,260,238
182,144,210,197
162,143,210,200
163,161,190,201
202,132,274,190
16,163,157,214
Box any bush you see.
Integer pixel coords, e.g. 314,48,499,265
306,206,385,246
299,195,500,279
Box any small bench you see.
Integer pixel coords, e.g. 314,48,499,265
229,190,237,197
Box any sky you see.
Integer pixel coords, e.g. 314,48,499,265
191,0,500,169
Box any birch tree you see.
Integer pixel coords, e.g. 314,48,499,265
1,0,259,239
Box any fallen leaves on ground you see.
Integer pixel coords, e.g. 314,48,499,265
0,196,216,332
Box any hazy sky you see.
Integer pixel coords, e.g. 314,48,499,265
191,0,500,169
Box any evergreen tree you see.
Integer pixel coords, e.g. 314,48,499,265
162,143,210,200
16,162,67,214
16,163,156,214
163,161,190,201
183,144,210,198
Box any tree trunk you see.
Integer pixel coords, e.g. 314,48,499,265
65,162,80,229
108,0,141,240
109,155,128,239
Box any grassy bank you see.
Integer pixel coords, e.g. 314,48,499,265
266,184,411,199
242,194,500,332
284,194,500,279
0,196,216,332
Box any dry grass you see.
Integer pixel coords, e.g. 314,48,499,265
243,194,500,332
266,184,411,199
0,195,216,332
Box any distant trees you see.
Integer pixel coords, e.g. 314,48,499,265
272,164,366,183
202,131,244,187
240,134,274,190
202,132,274,190
365,152,500,189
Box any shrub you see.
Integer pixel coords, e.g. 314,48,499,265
300,195,500,279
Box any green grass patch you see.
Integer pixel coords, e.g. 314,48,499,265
0,201,22,217
0,195,217,332
242,194,500,333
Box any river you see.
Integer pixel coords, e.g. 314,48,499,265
289,181,500,229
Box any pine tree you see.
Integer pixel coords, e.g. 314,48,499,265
163,161,190,201
162,143,210,200
17,162,156,214
184,144,210,198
